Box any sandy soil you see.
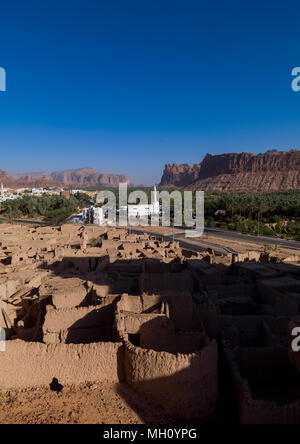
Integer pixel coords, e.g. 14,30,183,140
0,382,174,424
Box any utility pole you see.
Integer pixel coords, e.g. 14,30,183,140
257,212,260,237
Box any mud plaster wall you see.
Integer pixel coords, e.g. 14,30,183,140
43,304,115,343
124,340,218,422
143,259,183,273
139,271,193,294
192,307,289,346
117,311,165,337
234,347,291,382
43,305,113,333
257,282,299,317
217,316,274,347
117,292,194,331
51,285,88,309
167,293,193,330
115,293,198,353
225,346,300,424
192,302,218,337
0,341,124,390
140,325,206,354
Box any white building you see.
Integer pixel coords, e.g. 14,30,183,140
82,206,104,225
70,189,84,195
82,186,160,226
125,186,160,217
0,183,9,193
0,183,20,202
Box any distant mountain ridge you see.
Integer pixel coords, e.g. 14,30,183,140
160,149,300,191
2,167,130,188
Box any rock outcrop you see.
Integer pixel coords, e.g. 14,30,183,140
160,149,300,191
159,163,201,188
1,167,130,188
49,167,130,187
0,169,16,187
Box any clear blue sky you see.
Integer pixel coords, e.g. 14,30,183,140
0,0,300,184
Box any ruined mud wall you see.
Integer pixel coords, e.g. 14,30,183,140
217,315,274,347
225,346,300,424
0,341,124,390
257,281,300,317
140,326,206,354
43,304,115,344
195,313,288,346
139,271,193,294
124,340,218,422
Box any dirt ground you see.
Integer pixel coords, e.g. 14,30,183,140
0,382,175,424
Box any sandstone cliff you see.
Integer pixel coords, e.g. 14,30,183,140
49,168,130,187
0,169,18,187
2,167,130,188
159,149,300,191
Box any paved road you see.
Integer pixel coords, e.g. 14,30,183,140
0,218,47,226
130,226,300,255
204,227,300,251
170,234,231,255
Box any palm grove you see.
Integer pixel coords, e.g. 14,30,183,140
0,189,300,240
0,194,83,225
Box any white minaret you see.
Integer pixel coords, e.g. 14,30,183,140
153,185,159,214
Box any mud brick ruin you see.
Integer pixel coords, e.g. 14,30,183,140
0,223,300,424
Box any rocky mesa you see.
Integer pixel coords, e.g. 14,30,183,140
160,149,300,191
3,167,130,188
49,167,130,187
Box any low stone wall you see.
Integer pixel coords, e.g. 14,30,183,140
124,339,218,422
0,340,124,390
